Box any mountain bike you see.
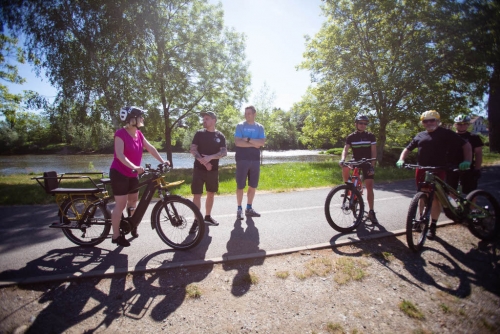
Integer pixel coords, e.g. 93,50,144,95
32,164,205,250
404,164,499,252
324,158,376,232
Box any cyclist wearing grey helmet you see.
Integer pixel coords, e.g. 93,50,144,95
109,106,169,247
447,114,484,194
339,115,379,224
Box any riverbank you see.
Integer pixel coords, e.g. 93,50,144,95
3,159,500,206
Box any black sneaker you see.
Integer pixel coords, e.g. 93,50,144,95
368,210,379,224
204,216,219,226
189,220,199,234
112,235,130,247
427,223,437,240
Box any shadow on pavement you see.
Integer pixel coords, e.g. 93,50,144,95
222,217,265,297
9,247,128,333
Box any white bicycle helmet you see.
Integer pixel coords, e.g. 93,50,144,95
119,106,145,123
454,114,471,123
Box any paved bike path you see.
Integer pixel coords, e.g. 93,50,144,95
1,166,499,286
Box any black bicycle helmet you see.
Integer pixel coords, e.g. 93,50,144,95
119,106,145,123
355,115,369,123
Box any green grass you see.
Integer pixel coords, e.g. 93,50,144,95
185,283,202,299
2,151,499,206
399,299,425,319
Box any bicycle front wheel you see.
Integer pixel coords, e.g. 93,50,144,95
152,196,205,250
324,184,364,233
406,191,431,252
465,190,500,241
61,196,111,247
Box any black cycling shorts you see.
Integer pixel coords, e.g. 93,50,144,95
110,168,139,196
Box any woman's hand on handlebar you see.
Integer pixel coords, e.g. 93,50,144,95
133,166,145,175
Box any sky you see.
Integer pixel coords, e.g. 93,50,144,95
6,0,325,112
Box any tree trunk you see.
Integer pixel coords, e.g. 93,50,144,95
376,119,388,164
488,62,500,153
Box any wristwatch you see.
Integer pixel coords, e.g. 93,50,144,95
246,137,250,142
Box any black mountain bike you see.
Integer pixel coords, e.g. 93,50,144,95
324,158,376,232
404,164,499,252
33,164,204,250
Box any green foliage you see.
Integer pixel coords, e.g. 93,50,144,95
3,0,251,161
324,148,344,155
298,0,492,161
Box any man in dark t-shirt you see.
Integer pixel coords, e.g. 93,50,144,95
446,114,484,194
339,115,378,224
190,111,227,232
397,110,472,240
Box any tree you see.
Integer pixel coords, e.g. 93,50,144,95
299,0,487,162
2,0,250,161
460,0,500,152
0,33,25,128
133,0,250,164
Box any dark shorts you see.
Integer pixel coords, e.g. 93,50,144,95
446,169,481,194
191,168,219,194
110,168,139,196
236,160,260,189
415,169,446,190
358,164,375,180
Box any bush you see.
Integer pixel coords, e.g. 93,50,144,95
324,148,344,155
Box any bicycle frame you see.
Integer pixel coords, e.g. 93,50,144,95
348,166,363,196
417,169,486,223
117,168,185,231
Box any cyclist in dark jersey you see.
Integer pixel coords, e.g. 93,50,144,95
446,114,484,194
190,111,227,233
339,115,379,224
397,110,472,240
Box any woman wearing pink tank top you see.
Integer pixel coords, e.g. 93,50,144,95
109,106,169,247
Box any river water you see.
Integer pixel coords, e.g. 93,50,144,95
0,150,332,175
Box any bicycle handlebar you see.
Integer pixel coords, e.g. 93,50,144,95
342,158,376,167
133,163,171,176
403,164,460,172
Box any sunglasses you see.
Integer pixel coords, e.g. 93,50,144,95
456,122,469,126
357,122,368,126
422,119,436,124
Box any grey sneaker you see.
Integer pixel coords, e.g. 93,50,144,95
204,216,219,226
245,208,261,217
368,210,379,224
189,220,198,234
237,209,243,220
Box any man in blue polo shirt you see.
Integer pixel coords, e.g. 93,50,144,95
234,105,266,220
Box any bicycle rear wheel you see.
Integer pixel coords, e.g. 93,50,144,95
324,184,364,233
61,196,111,247
152,196,205,250
465,190,500,241
406,191,431,252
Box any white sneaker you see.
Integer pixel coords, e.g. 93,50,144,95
237,209,243,220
